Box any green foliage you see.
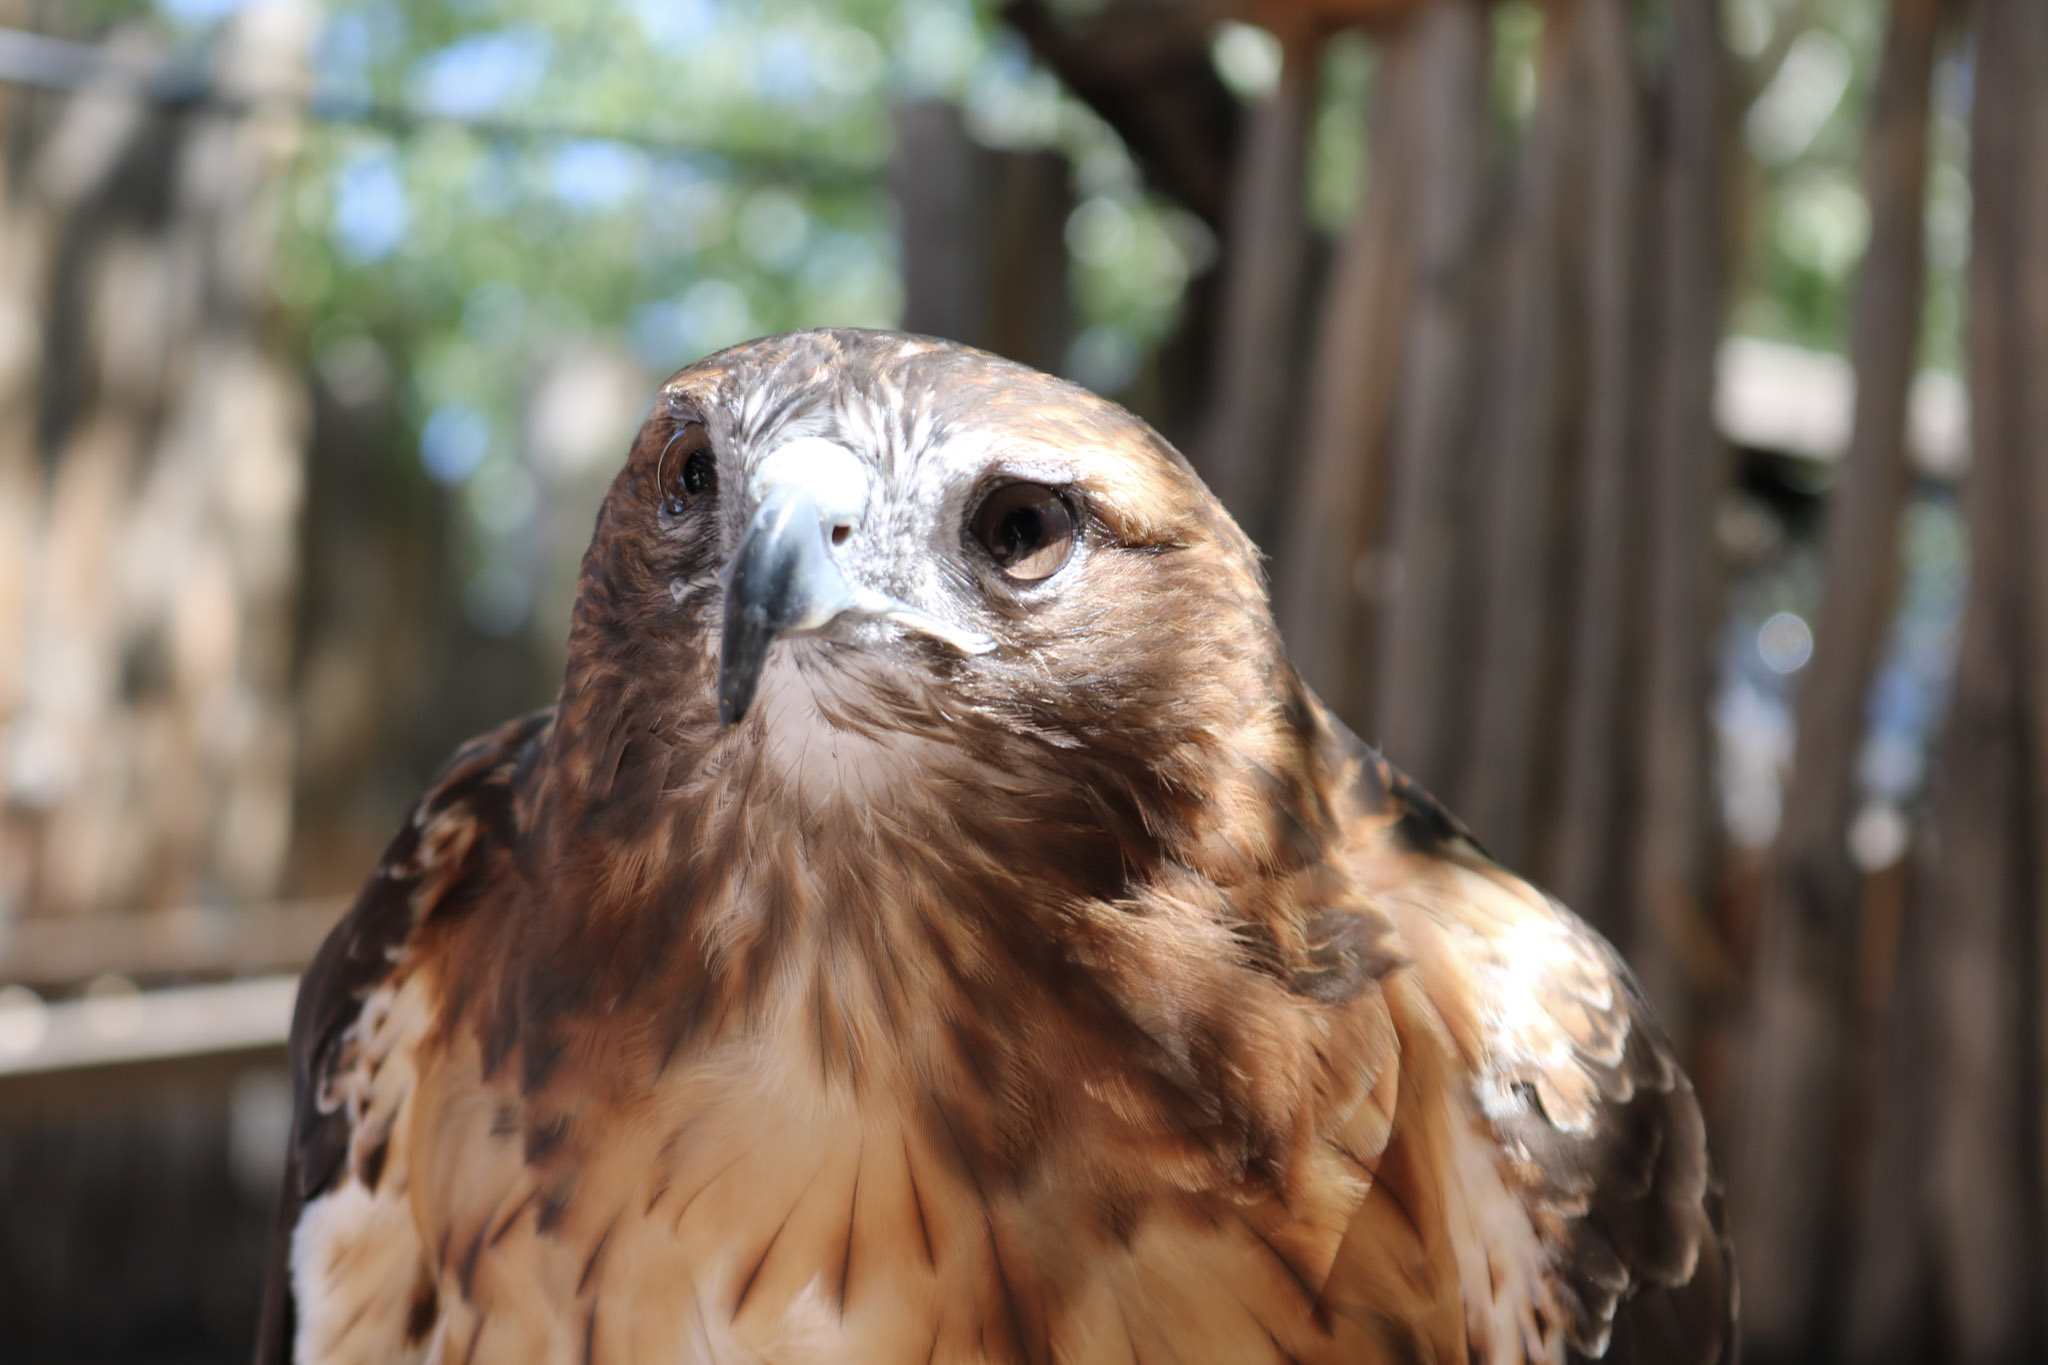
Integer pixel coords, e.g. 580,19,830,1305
1728,0,1964,375
1308,32,1373,234
157,0,1189,642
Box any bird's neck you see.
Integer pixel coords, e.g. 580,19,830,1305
513,670,1370,1198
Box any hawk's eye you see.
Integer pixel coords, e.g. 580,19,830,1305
682,449,717,497
970,482,1076,582
662,432,716,516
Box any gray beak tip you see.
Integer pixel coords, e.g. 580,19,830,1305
716,607,768,728
717,689,747,728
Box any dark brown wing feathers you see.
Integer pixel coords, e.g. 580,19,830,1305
252,709,550,1365
1329,709,1734,1363
1514,985,1730,1361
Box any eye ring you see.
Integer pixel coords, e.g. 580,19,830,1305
969,482,1078,582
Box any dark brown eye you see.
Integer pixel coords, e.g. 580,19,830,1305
661,429,716,515
682,449,716,496
970,482,1077,582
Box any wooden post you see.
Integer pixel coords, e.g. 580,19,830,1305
1456,0,1577,862
1193,27,1320,548
1546,0,1646,932
983,150,1075,377
893,101,991,349
1628,0,1730,1033
1369,0,1488,788
1273,30,1423,726
1727,0,1939,1350
892,100,1073,375
1921,0,2048,1355
0,2,314,926
1838,850,1938,1364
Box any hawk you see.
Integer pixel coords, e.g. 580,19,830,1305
256,330,1733,1365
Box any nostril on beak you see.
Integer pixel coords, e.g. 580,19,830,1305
831,523,852,547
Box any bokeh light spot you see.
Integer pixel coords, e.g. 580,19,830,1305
421,405,492,484
1212,22,1281,99
1758,611,1815,674
0,985,48,1055
332,146,408,263
411,27,552,119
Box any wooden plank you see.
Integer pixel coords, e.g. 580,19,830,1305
0,974,296,1114
892,100,989,348
982,149,1074,376
1546,0,1645,928
0,974,296,1077
1272,26,1423,723
1194,29,1319,548
2027,3,2048,1339
1921,0,2047,1353
0,897,344,988
1368,0,1488,788
1729,0,1940,1350
1627,0,1730,1035
1837,856,1938,1365
0,6,314,923
892,101,1074,375
1456,0,1576,862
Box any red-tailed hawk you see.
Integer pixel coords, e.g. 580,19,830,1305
256,330,1733,1364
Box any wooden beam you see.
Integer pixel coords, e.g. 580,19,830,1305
1194,28,1320,548
1457,0,1577,862
1628,0,1731,1035
1368,0,1488,789
1922,0,2048,1353
1272,24,1422,721
1730,0,1940,1348
0,974,296,1114
1547,0,1646,929
0,898,344,989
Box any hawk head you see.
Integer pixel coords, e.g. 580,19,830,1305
556,328,1309,847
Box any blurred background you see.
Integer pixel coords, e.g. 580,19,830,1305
0,0,2035,1359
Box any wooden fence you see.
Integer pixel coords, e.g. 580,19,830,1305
1018,1,2041,1360
3,0,2047,1360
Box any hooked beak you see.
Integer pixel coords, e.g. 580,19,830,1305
718,484,857,726
715,450,999,727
